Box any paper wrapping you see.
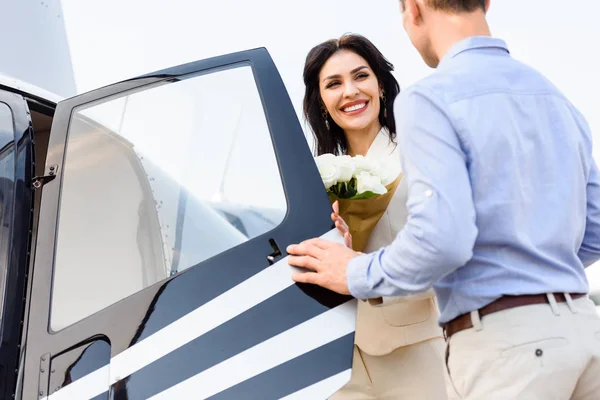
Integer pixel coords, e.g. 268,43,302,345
329,174,402,252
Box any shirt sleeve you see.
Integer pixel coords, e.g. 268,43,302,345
579,159,600,267
347,87,478,299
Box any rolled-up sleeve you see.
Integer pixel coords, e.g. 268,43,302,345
347,87,479,299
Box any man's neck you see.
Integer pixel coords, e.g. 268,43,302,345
430,11,492,66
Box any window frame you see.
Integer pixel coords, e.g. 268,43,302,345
0,91,34,400
49,62,296,331
21,48,352,400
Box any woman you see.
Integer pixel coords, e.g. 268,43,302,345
302,34,448,399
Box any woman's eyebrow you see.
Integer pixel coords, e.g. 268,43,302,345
322,66,369,82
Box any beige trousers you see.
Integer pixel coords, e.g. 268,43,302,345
330,337,449,400
445,294,600,400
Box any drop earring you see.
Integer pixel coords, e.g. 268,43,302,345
381,92,387,119
322,109,330,130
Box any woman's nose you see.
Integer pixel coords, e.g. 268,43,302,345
343,82,360,98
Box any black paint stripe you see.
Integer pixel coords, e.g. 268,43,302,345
208,334,354,400
48,340,111,395
133,246,351,343
91,391,108,400
68,340,111,383
117,286,351,399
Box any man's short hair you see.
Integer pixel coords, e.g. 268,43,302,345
400,0,486,13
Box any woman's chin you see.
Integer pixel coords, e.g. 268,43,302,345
338,117,379,133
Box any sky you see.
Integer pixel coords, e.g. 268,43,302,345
59,0,600,163
59,0,600,287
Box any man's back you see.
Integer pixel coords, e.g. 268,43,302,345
407,36,600,323
334,4,600,397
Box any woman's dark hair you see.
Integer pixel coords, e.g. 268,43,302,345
302,33,400,155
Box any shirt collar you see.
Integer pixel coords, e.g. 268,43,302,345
366,127,394,159
438,36,509,69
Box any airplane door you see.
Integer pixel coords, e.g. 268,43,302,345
22,48,356,400
0,92,34,400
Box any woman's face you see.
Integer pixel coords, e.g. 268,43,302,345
318,50,382,134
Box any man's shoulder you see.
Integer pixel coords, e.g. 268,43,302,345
393,75,452,114
402,73,451,98
396,68,473,110
401,57,567,108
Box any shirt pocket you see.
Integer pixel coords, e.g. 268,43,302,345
380,298,432,327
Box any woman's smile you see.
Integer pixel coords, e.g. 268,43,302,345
341,99,369,116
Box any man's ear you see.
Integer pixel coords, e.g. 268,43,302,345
484,0,491,13
404,0,422,25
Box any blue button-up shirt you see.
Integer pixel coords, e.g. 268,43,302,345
347,36,600,325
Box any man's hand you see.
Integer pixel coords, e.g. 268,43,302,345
287,238,360,295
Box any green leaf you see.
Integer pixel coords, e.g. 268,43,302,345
335,178,356,198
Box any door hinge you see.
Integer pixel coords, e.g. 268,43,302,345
38,353,50,398
32,165,59,189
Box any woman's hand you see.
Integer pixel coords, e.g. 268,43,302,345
332,200,352,249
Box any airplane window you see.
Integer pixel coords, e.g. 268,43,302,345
50,65,288,331
0,102,15,325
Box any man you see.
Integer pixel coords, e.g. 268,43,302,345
288,0,600,398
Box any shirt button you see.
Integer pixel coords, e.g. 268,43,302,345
535,349,543,357
424,189,433,198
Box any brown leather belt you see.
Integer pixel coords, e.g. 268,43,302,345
442,293,586,340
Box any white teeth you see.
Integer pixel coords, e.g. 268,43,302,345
343,102,366,112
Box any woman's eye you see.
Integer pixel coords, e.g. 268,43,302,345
356,73,369,80
326,81,340,89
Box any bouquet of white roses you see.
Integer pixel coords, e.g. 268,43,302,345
315,153,402,251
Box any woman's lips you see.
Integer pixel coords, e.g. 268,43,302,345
341,100,369,116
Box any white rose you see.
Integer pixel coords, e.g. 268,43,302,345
352,155,380,177
356,171,387,195
379,161,402,186
315,154,340,189
336,155,355,183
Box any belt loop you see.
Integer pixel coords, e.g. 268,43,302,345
546,293,560,316
470,310,483,331
564,293,577,314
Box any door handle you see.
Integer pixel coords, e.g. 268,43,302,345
266,238,282,265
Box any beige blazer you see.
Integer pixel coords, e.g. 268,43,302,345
353,129,443,356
